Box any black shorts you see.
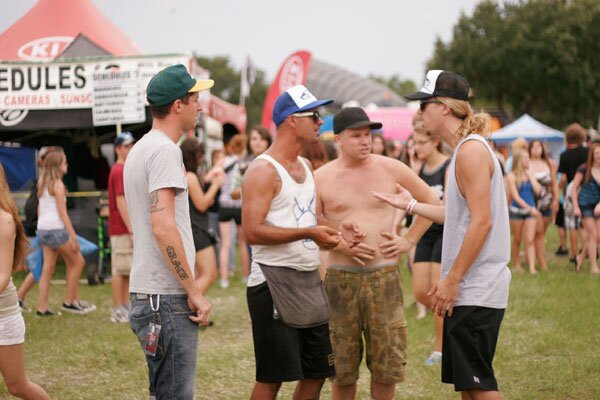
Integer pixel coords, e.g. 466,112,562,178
414,233,443,263
555,203,565,227
246,282,335,383
442,306,505,392
192,227,216,252
218,207,242,225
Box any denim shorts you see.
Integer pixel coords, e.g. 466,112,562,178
37,229,69,248
580,205,599,219
509,207,533,221
129,293,199,400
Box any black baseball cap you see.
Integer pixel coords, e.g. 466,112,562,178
405,70,470,101
333,107,382,134
146,64,214,106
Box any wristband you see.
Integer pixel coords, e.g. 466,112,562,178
406,199,418,215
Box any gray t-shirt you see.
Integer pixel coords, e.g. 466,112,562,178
124,130,195,295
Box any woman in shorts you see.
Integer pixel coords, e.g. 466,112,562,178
571,142,600,273
180,139,226,293
528,140,559,271
36,149,91,316
507,149,542,274
0,163,50,399
412,125,450,365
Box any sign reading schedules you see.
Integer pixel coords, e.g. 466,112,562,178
92,69,145,126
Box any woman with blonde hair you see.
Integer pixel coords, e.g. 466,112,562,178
0,163,50,399
35,150,89,315
507,149,542,273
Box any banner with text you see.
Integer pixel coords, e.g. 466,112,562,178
0,54,190,111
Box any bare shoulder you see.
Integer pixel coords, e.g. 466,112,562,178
185,171,200,183
314,158,343,182
0,210,16,238
52,179,66,194
244,158,278,186
374,154,411,175
456,139,493,172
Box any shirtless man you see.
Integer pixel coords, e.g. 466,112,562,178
315,107,440,400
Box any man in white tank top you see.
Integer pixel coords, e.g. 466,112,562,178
315,107,440,400
242,85,344,400
374,70,510,400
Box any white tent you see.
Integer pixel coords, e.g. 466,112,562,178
490,114,564,144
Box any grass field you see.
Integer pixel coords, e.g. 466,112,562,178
2,227,599,399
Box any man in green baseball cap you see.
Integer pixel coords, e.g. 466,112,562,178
124,63,214,400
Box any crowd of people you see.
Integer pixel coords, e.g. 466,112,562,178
0,63,598,400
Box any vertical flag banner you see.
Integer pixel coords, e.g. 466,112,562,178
260,50,312,132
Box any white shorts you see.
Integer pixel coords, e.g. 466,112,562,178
0,312,26,346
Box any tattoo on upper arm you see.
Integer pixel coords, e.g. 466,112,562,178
149,191,165,214
166,245,189,281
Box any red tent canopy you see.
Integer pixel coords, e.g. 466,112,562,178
0,0,142,61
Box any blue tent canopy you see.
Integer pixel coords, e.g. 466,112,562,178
0,145,36,190
489,114,564,144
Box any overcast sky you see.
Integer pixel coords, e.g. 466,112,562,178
1,0,481,84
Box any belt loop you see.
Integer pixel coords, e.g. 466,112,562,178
150,294,160,311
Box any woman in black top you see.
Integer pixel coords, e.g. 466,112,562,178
180,139,226,294
412,126,450,366
571,142,600,273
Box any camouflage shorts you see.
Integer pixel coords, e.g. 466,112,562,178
324,265,407,386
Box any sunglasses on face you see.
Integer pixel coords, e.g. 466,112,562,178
419,100,442,112
292,111,321,123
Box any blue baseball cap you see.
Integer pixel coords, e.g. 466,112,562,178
272,85,333,126
114,131,134,146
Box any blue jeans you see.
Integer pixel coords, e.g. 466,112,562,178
130,293,199,400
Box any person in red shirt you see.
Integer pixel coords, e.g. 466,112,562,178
108,132,134,322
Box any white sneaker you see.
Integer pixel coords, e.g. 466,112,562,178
425,351,442,365
111,307,129,323
76,300,97,312
219,279,230,289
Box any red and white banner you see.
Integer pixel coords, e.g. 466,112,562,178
260,50,312,132
209,94,247,134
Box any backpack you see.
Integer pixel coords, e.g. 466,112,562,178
23,184,38,237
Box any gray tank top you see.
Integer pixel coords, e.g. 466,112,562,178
441,134,511,308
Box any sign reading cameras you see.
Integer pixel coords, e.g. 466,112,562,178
0,54,190,126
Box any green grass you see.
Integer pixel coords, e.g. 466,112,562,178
3,227,599,399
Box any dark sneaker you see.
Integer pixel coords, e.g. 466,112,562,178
62,302,90,315
555,247,568,256
36,309,58,317
19,299,31,313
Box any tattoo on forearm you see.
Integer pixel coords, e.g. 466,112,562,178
149,191,165,213
166,245,189,280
